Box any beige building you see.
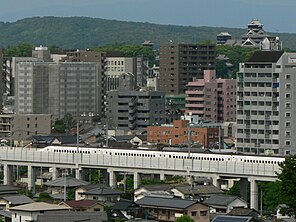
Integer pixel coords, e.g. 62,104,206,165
0,114,51,146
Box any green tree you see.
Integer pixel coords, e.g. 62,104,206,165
53,113,76,133
176,215,194,222
4,43,33,57
37,192,53,202
277,155,296,216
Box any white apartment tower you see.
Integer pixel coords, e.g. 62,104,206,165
237,51,296,155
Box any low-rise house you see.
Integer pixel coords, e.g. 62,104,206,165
134,184,173,201
59,200,105,212
36,211,108,222
0,194,34,211
171,184,223,201
112,199,143,220
228,207,259,221
10,202,70,222
75,184,123,202
136,196,210,222
203,195,248,214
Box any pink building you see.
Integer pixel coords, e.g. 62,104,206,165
185,70,236,123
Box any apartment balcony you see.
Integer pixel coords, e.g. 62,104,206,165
185,97,204,101
129,122,137,130
185,104,204,108
129,107,137,115
186,90,204,95
129,115,137,122
184,109,204,115
128,98,137,107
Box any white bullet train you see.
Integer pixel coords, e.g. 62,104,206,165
37,145,285,166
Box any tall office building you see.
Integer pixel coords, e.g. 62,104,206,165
14,61,99,120
159,43,216,95
236,51,296,155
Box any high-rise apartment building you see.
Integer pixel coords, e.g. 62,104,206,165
107,73,165,134
185,70,236,123
236,51,296,155
105,56,148,91
62,50,106,117
159,43,216,95
14,61,99,120
0,49,3,112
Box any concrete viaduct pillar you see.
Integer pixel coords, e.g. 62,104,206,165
3,163,13,185
160,172,166,181
75,168,82,180
51,166,58,180
212,175,221,188
134,172,140,189
240,178,249,202
27,165,36,193
108,169,116,188
249,177,258,210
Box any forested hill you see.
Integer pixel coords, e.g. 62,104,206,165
0,16,296,50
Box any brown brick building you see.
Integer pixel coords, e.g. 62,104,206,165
147,120,219,148
159,43,216,95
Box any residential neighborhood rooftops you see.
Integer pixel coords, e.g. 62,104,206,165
173,184,223,196
136,196,198,209
36,211,107,222
212,215,252,222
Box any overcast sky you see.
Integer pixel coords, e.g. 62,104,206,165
1,0,295,33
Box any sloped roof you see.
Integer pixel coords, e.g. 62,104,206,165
112,199,139,211
61,200,100,208
10,202,70,212
82,185,123,196
228,207,259,216
139,184,173,192
247,51,284,63
36,211,107,222
212,215,252,222
2,194,34,205
203,195,240,206
0,185,20,194
136,196,197,209
174,184,223,196
44,177,89,188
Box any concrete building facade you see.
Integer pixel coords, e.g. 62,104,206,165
0,114,51,146
236,51,296,155
14,61,99,120
107,73,165,134
185,70,236,123
159,43,216,95
147,119,219,148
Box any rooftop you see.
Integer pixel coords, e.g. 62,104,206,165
203,195,241,206
247,51,284,63
44,176,89,188
136,196,198,209
61,199,100,208
10,202,70,212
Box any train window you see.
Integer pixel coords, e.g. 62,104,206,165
153,155,156,157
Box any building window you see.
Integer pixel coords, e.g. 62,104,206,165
285,122,291,127
285,141,291,146
191,211,197,216
286,84,291,89
286,74,291,80
286,131,291,137
286,103,291,108
286,112,291,118
200,211,208,216
285,94,291,99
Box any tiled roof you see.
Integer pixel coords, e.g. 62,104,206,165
247,51,284,63
10,202,70,212
212,215,252,222
136,196,197,209
61,200,99,208
174,184,223,195
203,195,239,206
44,177,89,188
2,194,34,205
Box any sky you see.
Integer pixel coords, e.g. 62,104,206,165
1,0,296,33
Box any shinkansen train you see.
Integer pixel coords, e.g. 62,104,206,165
37,145,284,166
